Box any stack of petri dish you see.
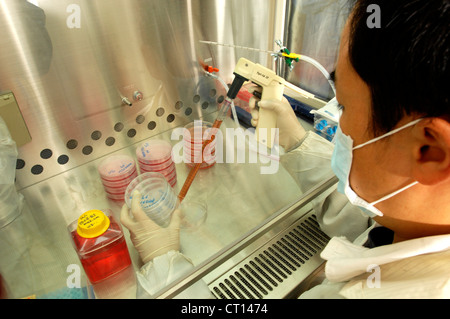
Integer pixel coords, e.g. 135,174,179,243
183,121,216,169
125,172,178,227
98,155,138,202
136,139,177,188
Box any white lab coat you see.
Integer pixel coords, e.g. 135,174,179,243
136,131,450,298
300,233,450,298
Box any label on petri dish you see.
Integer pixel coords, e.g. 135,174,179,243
141,194,156,207
140,189,167,209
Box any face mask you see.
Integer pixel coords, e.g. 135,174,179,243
331,118,422,217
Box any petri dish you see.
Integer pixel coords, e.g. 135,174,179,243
125,172,177,226
179,200,207,231
136,139,173,165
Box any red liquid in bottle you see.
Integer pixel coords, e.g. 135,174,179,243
71,214,131,284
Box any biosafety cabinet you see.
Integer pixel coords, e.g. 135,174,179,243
0,0,349,299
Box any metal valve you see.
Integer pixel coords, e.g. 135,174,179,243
133,91,143,101
121,97,132,106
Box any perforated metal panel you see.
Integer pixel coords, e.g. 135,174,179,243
208,211,329,299
13,87,223,189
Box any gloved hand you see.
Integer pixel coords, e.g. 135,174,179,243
248,86,307,150
120,190,181,264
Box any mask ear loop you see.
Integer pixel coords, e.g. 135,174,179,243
351,118,423,215
353,118,423,150
368,181,419,208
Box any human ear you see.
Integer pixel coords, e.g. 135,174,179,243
412,118,450,185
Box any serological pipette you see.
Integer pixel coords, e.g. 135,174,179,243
177,73,247,202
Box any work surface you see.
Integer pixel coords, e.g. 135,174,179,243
1,117,319,299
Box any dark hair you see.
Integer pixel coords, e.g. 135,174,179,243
348,0,449,135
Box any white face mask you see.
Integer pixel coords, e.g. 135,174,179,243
331,118,422,217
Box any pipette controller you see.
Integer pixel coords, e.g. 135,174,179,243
233,58,285,148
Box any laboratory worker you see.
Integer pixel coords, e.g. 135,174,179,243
121,0,450,299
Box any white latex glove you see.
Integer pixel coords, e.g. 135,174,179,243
248,86,307,151
120,190,181,264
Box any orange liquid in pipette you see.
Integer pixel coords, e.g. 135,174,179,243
178,119,223,202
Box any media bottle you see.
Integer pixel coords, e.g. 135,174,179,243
68,209,132,284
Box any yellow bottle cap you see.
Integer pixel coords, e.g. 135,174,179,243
77,210,110,238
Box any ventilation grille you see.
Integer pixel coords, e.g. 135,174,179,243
208,212,330,299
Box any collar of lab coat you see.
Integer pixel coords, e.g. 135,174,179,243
321,234,450,283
